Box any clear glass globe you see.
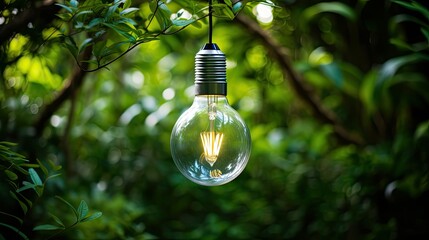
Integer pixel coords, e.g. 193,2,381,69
170,95,251,186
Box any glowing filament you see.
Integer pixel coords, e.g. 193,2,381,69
200,131,224,166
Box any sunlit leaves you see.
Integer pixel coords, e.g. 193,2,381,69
172,18,196,27
120,7,140,16
150,0,172,30
8,35,29,59
56,0,143,69
7,55,63,94
53,0,273,71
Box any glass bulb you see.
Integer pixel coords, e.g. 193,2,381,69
170,95,251,186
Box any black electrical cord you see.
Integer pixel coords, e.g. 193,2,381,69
208,0,213,43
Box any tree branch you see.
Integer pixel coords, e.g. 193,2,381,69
34,46,93,137
235,14,364,145
0,0,59,43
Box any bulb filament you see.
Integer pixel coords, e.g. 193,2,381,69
200,131,224,166
200,96,224,168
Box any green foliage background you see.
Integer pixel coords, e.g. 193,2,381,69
1,0,429,239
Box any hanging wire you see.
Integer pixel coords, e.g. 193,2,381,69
208,0,213,43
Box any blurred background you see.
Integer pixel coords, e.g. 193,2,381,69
1,0,429,239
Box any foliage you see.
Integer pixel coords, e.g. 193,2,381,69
54,0,247,71
0,142,102,239
1,0,429,239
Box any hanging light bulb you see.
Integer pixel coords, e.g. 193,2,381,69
170,43,251,186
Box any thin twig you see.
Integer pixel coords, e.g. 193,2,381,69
78,13,209,72
146,0,161,29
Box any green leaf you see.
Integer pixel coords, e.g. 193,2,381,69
106,3,119,19
49,213,65,228
124,0,131,9
56,12,73,21
46,173,62,181
0,223,29,240
20,163,40,168
81,211,103,222
79,38,93,54
75,21,84,29
33,224,65,231
376,54,429,88
63,39,78,57
29,168,42,186
34,185,44,197
158,1,172,15
0,141,16,146
77,200,89,221
55,3,73,13
172,19,195,27
117,18,137,27
104,23,136,42
389,38,415,51
94,29,106,39
17,181,35,193
421,27,429,43
415,120,429,140
120,7,140,16
150,0,172,29
359,69,378,114
55,196,79,220
86,18,104,29
392,0,429,20
9,191,28,214
0,211,24,225
212,4,236,19
37,159,48,177
74,10,93,18
320,63,343,88
48,159,62,171
374,53,429,102
303,2,356,22
222,7,236,20
16,192,32,209
4,170,18,181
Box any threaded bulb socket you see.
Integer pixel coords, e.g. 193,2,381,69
194,43,227,95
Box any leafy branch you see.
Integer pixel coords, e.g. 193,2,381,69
31,0,269,136
55,0,248,72
34,196,102,239
0,142,102,239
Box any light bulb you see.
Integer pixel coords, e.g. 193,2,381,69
170,43,251,186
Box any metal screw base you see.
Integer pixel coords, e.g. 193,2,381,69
195,43,227,96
